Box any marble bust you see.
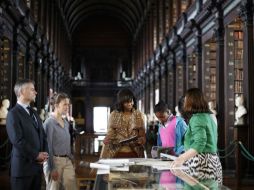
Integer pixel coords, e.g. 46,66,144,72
0,99,10,124
208,101,217,115
39,109,46,121
175,106,181,117
235,96,247,125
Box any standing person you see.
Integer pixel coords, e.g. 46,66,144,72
100,88,146,158
170,88,222,184
154,100,187,156
6,79,49,190
43,93,77,190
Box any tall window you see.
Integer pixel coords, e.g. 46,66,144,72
93,107,110,133
138,99,142,111
155,88,159,105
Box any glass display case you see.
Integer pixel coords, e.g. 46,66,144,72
93,160,230,190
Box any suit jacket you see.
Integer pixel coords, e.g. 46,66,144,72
6,104,48,177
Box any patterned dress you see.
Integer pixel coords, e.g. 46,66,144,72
100,109,146,158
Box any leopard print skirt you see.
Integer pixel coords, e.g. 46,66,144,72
184,153,223,185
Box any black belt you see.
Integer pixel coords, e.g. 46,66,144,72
54,155,68,157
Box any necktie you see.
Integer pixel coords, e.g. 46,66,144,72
27,106,38,128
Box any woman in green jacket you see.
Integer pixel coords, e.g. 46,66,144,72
170,88,222,184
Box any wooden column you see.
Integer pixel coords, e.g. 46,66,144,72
157,64,162,100
164,58,169,104
146,72,150,114
171,50,177,110
25,40,32,78
213,2,225,160
240,0,254,175
11,24,21,105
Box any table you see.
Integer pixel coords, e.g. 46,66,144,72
93,159,231,190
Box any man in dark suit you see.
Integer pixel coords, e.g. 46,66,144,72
6,79,49,190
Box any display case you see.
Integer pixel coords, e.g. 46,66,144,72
93,159,230,190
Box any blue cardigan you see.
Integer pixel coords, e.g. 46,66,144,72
157,116,187,155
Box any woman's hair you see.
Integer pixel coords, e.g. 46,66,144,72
116,88,137,111
184,88,210,114
51,92,69,111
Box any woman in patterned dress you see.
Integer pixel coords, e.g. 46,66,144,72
170,88,222,184
100,88,146,158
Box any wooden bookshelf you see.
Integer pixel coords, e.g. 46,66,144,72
17,51,25,80
168,69,173,109
176,63,183,102
226,19,244,126
28,59,34,80
187,53,197,88
0,38,11,99
233,30,243,98
203,39,216,106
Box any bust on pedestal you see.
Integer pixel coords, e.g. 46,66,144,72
208,101,217,115
175,106,181,117
0,99,10,125
208,101,218,126
39,109,46,121
235,96,247,125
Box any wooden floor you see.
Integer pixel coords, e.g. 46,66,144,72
1,134,254,190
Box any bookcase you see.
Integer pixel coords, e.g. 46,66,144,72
226,19,244,126
187,53,197,88
161,75,166,101
203,39,216,106
28,59,34,80
233,30,243,98
0,37,11,99
17,51,25,80
168,68,173,109
176,62,183,102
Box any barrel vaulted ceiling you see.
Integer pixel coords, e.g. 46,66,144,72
59,0,151,40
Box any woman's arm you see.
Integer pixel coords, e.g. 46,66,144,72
170,148,198,167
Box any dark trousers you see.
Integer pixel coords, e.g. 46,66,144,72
11,173,41,190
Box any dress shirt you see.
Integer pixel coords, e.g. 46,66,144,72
43,115,71,171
